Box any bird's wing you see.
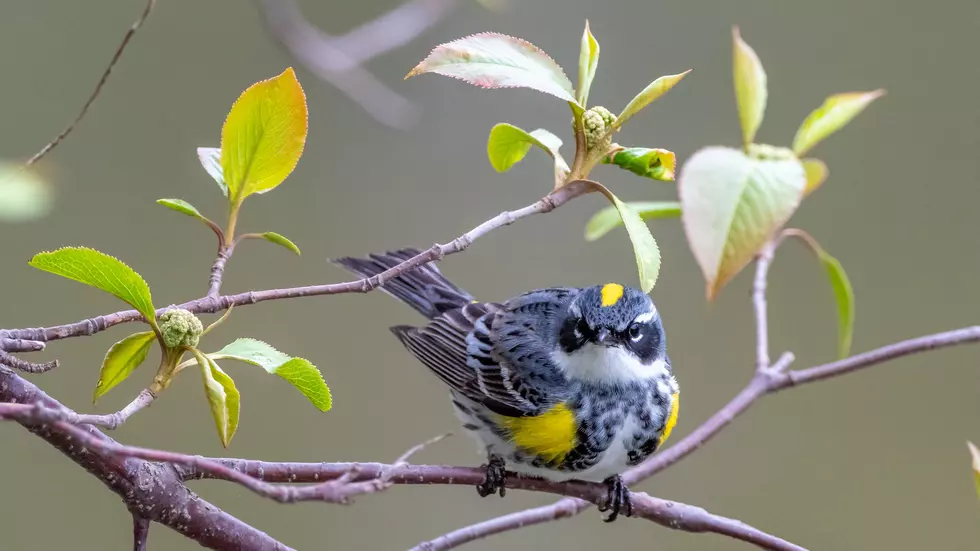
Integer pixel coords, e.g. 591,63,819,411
393,289,576,417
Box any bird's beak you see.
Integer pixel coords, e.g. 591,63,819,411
595,328,611,345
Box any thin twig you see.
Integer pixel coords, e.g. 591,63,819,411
74,388,156,429
6,182,592,346
25,0,155,166
207,247,233,298
0,337,45,353
132,515,150,551
752,239,781,372
0,349,58,373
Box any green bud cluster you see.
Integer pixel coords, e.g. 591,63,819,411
159,308,204,349
582,106,616,151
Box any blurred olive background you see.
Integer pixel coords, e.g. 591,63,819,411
3,1,980,549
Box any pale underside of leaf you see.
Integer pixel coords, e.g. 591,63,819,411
29,247,156,322
406,33,577,103
577,20,600,106
732,27,767,147
94,331,156,402
585,201,682,241
591,185,662,293
197,147,227,196
211,338,330,412
968,441,980,500
194,349,241,448
679,147,805,299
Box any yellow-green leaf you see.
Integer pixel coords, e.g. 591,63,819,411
30,247,156,322
603,147,677,181
732,27,767,147
792,90,884,156
577,20,600,106
585,201,681,242
193,349,241,448
197,147,226,196
406,33,577,104
0,162,54,223
802,158,829,198
93,331,156,402
678,146,806,300
486,123,567,174
220,68,308,202
820,249,854,359
210,338,330,412
157,198,209,222
592,185,661,293
968,441,980,500
257,232,300,255
612,70,690,130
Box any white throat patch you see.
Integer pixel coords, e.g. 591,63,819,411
553,344,667,383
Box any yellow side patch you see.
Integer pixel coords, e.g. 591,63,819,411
600,283,624,307
660,393,680,446
499,403,577,463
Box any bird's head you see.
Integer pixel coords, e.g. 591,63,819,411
556,283,669,383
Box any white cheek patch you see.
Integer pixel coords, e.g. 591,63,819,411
554,346,668,383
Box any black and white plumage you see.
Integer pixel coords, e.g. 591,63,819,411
334,248,679,521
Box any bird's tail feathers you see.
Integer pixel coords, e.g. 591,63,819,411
332,248,474,319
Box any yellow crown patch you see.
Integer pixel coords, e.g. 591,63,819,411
600,283,624,307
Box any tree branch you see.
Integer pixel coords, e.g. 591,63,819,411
132,515,150,551
73,388,156,429
0,367,293,551
255,0,459,129
5,182,591,348
25,0,155,166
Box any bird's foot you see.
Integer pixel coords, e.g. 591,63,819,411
476,454,507,498
597,475,633,522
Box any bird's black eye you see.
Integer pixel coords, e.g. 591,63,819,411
628,323,642,341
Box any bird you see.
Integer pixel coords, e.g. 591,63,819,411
333,248,679,522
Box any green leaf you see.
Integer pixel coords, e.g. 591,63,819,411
197,147,226,196
819,248,854,359
93,331,156,402
792,90,884,156
406,33,577,104
585,201,682,242
612,70,690,130
732,27,767,147
193,349,241,448
802,158,829,198
591,185,662,293
29,247,156,322
576,20,600,106
275,358,332,412
220,67,309,202
0,162,53,223
256,232,300,255
603,148,677,181
486,123,567,173
210,338,331,412
156,198,209,222
969,441,980,500
678,146,806,299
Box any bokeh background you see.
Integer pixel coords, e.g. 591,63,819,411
3,1,980,549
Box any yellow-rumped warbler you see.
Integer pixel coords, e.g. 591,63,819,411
335,248,679,521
